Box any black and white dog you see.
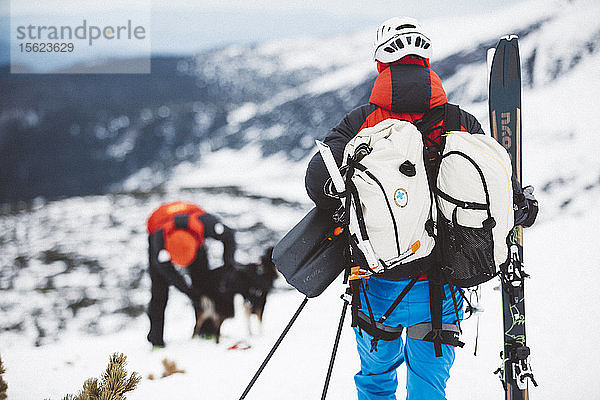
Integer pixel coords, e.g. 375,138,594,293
192,247,277,342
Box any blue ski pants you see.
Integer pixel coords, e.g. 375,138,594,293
353,277,463,400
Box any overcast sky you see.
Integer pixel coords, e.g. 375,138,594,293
2,0,523,57
162,0,521,19
5,0,520,18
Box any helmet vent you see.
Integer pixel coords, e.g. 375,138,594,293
395,38,404,49
397,24,416,30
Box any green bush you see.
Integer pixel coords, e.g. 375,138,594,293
61,353,141,400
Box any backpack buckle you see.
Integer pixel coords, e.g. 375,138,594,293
349,266,371,281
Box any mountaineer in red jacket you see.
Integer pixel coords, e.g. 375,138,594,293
146,201,236,348
304,17,537,400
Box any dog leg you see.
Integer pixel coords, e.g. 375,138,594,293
256,307,265,336
193,312,208,338
243,301,253,337
214,316,226,344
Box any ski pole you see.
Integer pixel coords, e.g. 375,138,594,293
239,296,309,400
320,298,349,400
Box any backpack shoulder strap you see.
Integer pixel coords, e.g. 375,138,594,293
415,102,462,172
414,103,460,149
414,105,445,138
443,103,461,132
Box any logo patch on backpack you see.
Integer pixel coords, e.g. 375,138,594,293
393,188,408,208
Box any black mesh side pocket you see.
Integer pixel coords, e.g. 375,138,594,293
437,211,497,287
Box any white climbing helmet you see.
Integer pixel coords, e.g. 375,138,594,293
373,17,432,63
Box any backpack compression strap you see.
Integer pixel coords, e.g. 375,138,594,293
428,271,446,357
435,149,495,227
406,322,464,347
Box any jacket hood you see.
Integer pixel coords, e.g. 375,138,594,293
369,61,448,113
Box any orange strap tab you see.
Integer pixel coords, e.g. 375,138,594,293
349,266,371,281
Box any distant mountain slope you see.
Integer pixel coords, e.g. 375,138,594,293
1,0,598,204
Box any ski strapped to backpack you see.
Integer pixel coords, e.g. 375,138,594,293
318,102,514,356
488,35,537,397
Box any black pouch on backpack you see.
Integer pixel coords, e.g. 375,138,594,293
436,208,497,287
272,207,347,298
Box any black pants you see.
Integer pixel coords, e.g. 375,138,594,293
147,248,209,347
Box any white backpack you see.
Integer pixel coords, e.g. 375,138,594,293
435,131,514,285
343,119,435,269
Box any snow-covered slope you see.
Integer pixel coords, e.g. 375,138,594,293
3,206,600,399
1,0,600,398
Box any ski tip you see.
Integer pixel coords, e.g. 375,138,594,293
500,34,519,41
486,48,496,69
